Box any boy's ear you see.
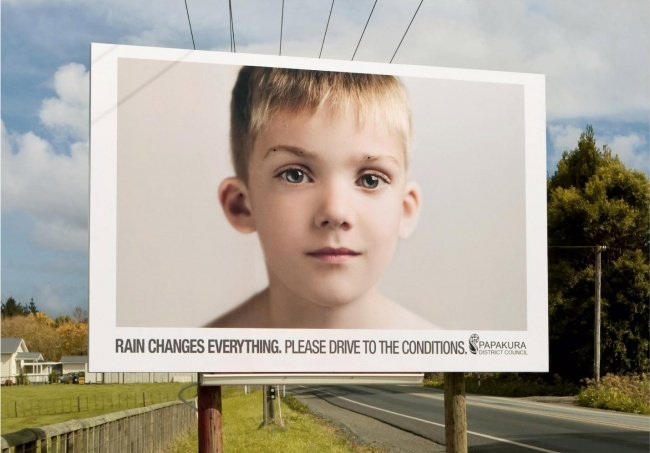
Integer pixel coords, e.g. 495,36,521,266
399,181,421,239
218,177,256,233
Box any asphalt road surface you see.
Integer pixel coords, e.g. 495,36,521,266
292,384,650,452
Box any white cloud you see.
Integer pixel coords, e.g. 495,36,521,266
602,133,649,173
39,63,89,141
8,1,649,120
33,284,76,317
2,63,90,253
548,124,649,174
547,124,584,169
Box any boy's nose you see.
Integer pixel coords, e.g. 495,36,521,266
314,184,352,231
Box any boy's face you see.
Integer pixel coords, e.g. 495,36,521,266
223,105,419,309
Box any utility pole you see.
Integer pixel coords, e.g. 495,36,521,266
594,245,605,384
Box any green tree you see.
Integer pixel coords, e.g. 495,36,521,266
548,125,649,381
28,298,38,315
1,297,29,318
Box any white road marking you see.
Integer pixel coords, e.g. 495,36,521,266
302,386,562,453
412,392,650,432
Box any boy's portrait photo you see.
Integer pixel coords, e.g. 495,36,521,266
90,43,547,352
209,67,429,329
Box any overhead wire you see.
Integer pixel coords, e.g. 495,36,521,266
229,0,237,52
279,0,285,55
183,0,196,50
390,0,423,63
319,0,335,58
351,0,377,61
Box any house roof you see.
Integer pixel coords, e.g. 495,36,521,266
16,352,44,361
60,355,88,364
1,338,28,354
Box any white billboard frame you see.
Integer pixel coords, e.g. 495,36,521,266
89,43,548,373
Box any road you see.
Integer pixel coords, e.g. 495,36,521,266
291,384,650,452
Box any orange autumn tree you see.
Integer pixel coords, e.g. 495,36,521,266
1,305,88,361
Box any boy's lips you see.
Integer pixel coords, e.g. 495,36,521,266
306,247,361,263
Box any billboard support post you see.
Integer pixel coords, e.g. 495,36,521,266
198,378,223,453
444,372,467,453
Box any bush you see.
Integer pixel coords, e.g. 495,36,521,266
577,374,650,414
423,373,578,397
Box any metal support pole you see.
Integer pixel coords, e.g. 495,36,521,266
444,372,467,453
594,245,604,384
198,381,223,453
268,386,275,422
262,385,269,425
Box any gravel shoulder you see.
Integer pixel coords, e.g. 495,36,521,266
293,391,445,453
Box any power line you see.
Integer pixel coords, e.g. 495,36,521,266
229,0,237,52
548,246,600,249
351,0,377,61
390,0,423,63
319,0,335,58
279,0,285,55
183,0,196,50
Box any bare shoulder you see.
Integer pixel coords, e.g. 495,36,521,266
204,289,270,328
381,299,441,330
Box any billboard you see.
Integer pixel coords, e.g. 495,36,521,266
90,43,547,372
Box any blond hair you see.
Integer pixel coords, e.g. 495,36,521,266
230,66,412,181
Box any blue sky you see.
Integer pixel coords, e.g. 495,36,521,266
2,0,649,316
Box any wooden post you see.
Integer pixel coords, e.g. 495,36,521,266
198,384,223,453
444,372,467,453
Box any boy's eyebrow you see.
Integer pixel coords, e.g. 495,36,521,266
361,154,401,166
264,145,311,159
265,145,402,167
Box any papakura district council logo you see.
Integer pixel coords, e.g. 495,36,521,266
468,334,527,356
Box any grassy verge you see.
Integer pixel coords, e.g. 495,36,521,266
1,383,197,434
576,374,650,415
423,373,578,397
166,387,386,453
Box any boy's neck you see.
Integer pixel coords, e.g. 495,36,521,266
265,284,391,329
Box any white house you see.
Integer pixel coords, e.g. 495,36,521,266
1,337,55,384
60,355,88,374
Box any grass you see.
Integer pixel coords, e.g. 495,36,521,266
576,374,650,415
1,382,197,434
166,387,386,453
423,373,578,397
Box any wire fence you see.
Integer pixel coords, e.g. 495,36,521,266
1,390,186,419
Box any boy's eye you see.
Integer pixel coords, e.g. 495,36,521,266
357,172,389,189
277,168,310,184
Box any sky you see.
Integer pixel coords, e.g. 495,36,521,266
1,0,649,317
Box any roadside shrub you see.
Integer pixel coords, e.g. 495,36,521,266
424,373,578,397
577,374,650,414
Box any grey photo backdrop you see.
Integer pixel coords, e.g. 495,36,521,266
115,57,526,330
